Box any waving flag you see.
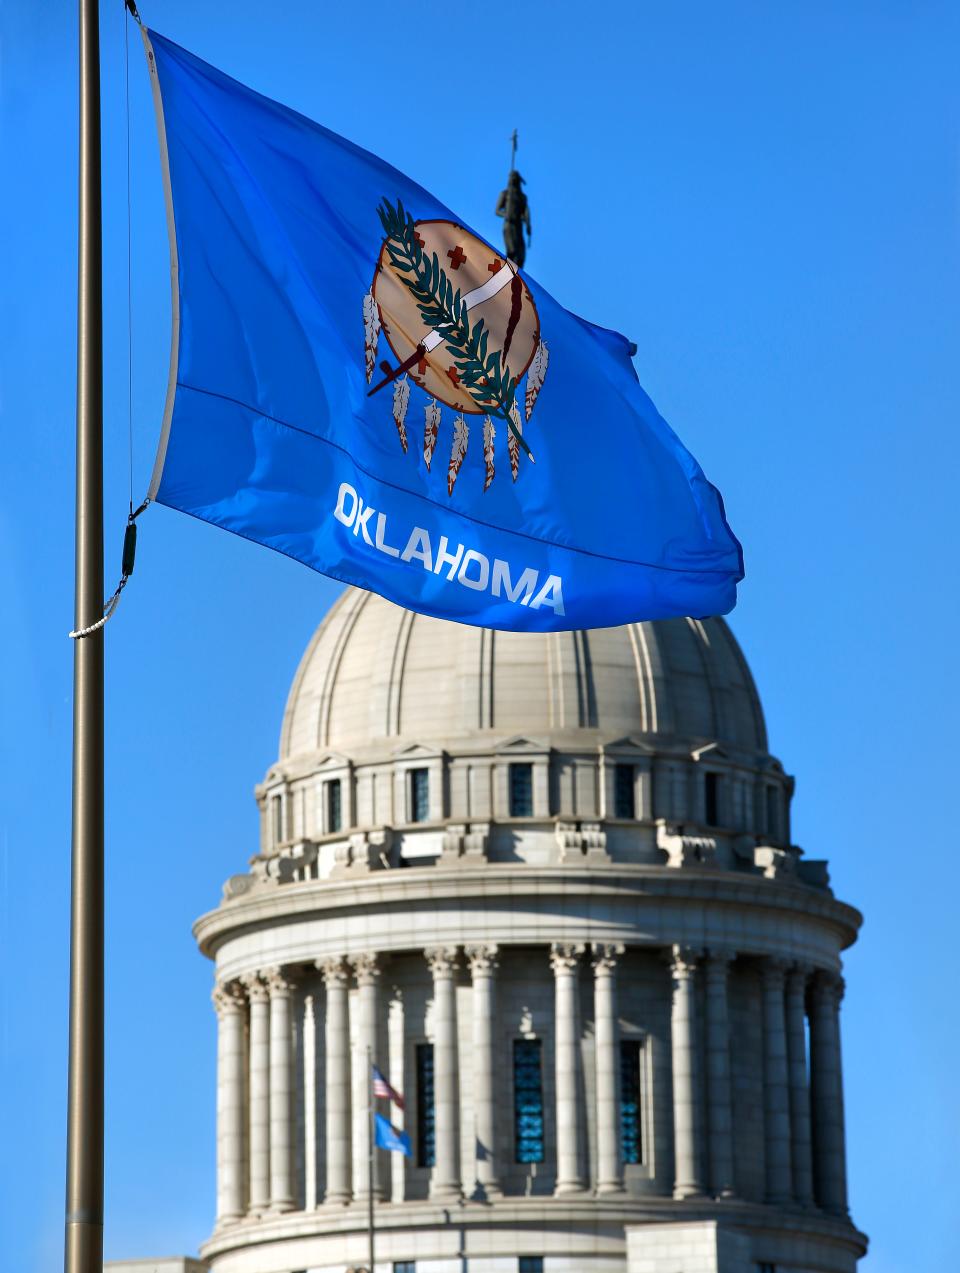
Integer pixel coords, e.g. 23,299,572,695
142,29,743,630
374,1113,412,1157
372,1064,405,1110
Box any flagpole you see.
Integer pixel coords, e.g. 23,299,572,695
65,1,105,1271
367,1046,375,1273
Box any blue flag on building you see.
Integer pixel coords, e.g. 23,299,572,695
374,1113,412,1157
142,29,743,631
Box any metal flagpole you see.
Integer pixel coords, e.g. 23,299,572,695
367,1046,375,1273
65,0,105,1271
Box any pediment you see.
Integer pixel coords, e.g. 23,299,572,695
392,741,444,760
602,735,656,756
495,735,551,754
313,751,352,772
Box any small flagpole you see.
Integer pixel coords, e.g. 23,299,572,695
65,2,105,1272
367,1046,375,1273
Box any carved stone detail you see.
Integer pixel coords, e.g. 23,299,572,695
241,972,269,1004
440,822,490,862
263,965,296,996
657,821,718,868
212,981,245,1016
755,845,798,879
329,829,393,877
424,946,460,978
670,945,703,980
316,956,349,990
351,952,381,986
590,942,625,975
555,820,609,864
549,942,585,975
465,943,499,976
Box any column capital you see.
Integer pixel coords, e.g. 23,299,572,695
550,942,585,974
786,962,813,992
317,955,349,990
704,946,736,971
670,944,703,979
465,943,499,976
263,965,297,996
590,942,625,975
425,945,460,978
761,956,790,989
241,972,269,1004
212,980,245,1016
811,968,845,1006
351,951,381,986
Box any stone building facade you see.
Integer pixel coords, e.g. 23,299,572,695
186,587,866,1273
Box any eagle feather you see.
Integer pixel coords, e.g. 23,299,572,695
447,414,469,496
483,416,496,491
524,339,549,421
392,375,410,452
362,290,381,384
423,399,441,470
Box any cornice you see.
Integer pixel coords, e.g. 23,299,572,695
200,1194,867,1262
193,862,863,958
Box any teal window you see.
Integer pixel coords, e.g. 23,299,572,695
394,1264,416,1273
416,1044,435,1167
326,778,342,833
409,768,429,822
509,762,534,816
519,1259,544,1273
514,1039,544,1163
620,1040,643,1164
614,763,635,818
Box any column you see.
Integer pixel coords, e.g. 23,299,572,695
243,973,271,1213
551,942,586,1195
213,981,247,1224
265,967,296,1211
761,958,792,1203
352,952,383,1202
303,992,319,1208
318,957,351,1203
810,971,848,1215
670,945,706,1199
466,944,501,1198
425,946,462,1200
704,949,736,1198
785,964,814,1206
388,990,407,1203
592,943,625,1195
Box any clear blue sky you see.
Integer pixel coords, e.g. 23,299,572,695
2,2,958,1269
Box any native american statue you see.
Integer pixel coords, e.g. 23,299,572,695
495,169,532,268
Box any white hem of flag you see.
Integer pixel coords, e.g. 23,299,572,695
141,28,180,502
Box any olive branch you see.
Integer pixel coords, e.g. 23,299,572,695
376,197,532,458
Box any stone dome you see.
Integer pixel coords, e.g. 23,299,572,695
280,587,767,762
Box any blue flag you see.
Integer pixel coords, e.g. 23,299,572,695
143,29,743,630
374,1113,411,1157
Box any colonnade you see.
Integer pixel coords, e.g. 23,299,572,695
211,945,847,1226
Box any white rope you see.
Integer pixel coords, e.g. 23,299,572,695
69,581,128,640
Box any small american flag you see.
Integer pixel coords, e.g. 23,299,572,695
371,1064,405,1110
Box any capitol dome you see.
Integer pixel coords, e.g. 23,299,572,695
193,589,866,1273
280,589,767,761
